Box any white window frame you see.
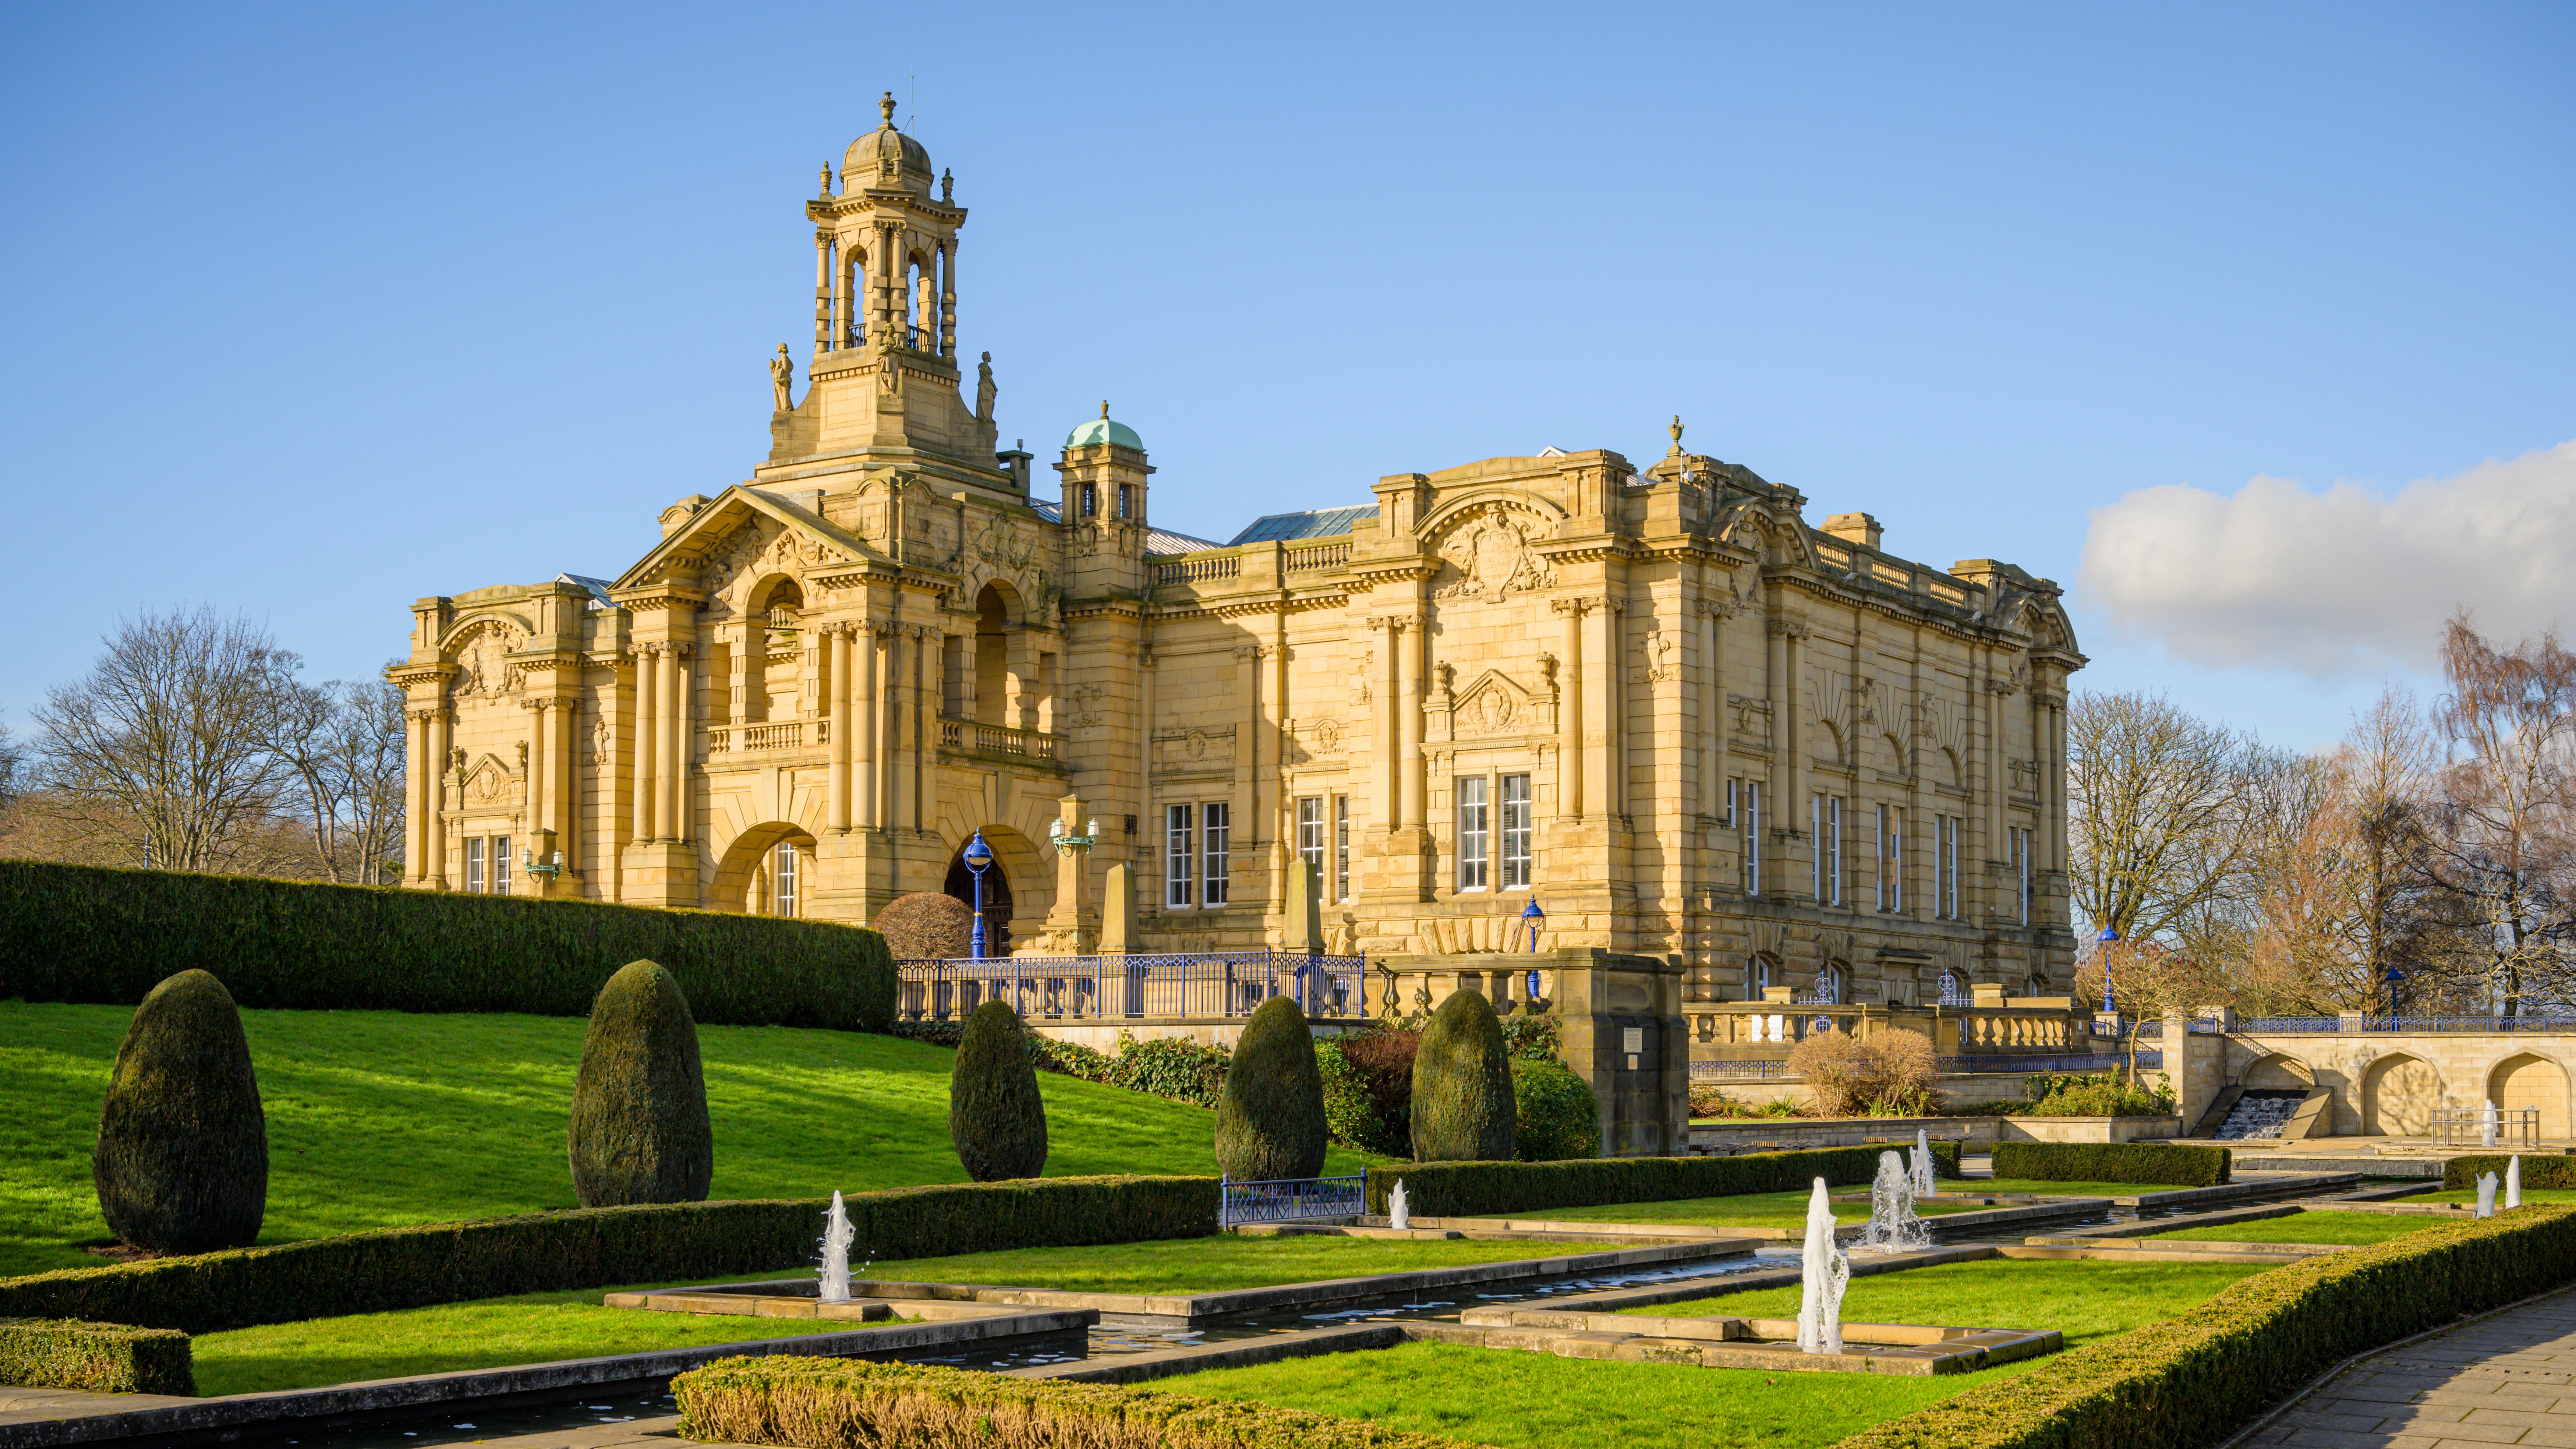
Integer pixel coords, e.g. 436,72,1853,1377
1203,801,1230,906
1500,773,1532,889
1740,781,1762,894
1296,796,1325,877
1812,795,1841,906
1165,804,1194,907
1456,776,1490,890
464,837,485,894
493,835,511,894
2013,825,2031,925
1333,794,1350,903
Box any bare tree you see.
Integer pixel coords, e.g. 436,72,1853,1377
0,713,24,813
2067,690,2262,946
261,672,409,884
2422,614,2576,1018
32,608,302,873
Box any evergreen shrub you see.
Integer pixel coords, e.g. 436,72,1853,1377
0,860,895,1031
1364,1142,1962,1218
1840,1202,2576,1449
1409,991,1515,1161
94,970,268,1255
0,1177,1216,1334
1213,997,1327,1181
2444,1154,2576,1190
951,1001,1048,1181
1316,1040,1406,1158
568,961,715,1207
1989,1141,2229,1187
675,1355,1482,1449
1510,1059,1600,1162
0,1318,193,1396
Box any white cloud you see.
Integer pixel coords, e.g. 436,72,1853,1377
2078,440,2576,678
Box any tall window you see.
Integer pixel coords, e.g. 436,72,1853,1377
1500,773,1532,888
1739,781,1763,894
1749,955,1773,1000
1166,805,1194,907
1333,794,1351,902
1456,776,1490,889
2011,826,2031,924
464,837,485,894
1117,483,1135,519
1080,482,1098,517
1936,814,1960,919
1876,805,1904,913
492,836,510,894
1203,802,1231,906
1811,795,1841,906
1297,797,1325,878
774,843,798,917
1724,777,1737,829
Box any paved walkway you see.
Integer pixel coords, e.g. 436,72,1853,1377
2241,1286,2576,1448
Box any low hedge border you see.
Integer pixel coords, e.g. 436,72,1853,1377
2445,1153,2576,1190
0,1176,1217,1335
673,1354,1483,1449
1362,1142,1962,1219
1839,1201,2576,1449
0,860,896,1031
0,1317,193,1396
1988,1140,2230,1188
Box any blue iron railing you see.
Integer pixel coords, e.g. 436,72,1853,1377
1941,1051,2159,1074
1220,1173,1366,1227
2136,1015,2576,1035
896,951,1367,1022
2236,1017,2339,1032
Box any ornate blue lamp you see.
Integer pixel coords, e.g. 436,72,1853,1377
963,830,994,960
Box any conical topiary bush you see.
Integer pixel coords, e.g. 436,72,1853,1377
1215,995,1327,1181
950,999,1047,1181
94,969,269,1254
568,959,714,1206
1409,988,1516,1161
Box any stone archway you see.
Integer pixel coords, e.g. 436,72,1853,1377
2243,1053,2315,1089
2490,1053,2572,1141
944,838,1018,953
708,821,820,915
2361,1052,2442,1136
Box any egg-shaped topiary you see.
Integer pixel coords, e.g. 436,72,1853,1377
567,959,715,1206
871,892,975,963
1409,989,1517,1162
94,969,269,1254
1215,995,1328,1181
950,1000,1048,1181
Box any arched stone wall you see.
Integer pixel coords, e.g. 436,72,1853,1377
2243,1052,2315,1089
2362,1052,2443,1136
707,821,820,914
2489,1052,2572,1140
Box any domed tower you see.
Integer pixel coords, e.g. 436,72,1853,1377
771,93,1001,474
1055,402,1155,597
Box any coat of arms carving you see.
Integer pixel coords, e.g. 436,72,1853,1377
1434,506,1554,604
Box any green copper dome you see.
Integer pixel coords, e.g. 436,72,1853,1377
1065,402,1143,451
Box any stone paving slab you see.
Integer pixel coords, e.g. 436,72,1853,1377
2236,1286,2576,1447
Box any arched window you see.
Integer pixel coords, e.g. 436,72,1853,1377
1748,956,1774,1000
1938,969,1967,1006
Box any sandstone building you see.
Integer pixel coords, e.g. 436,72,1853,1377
392,103,2086,1014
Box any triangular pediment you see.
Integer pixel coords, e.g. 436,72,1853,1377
612,485,881,595
1450,668,1538,738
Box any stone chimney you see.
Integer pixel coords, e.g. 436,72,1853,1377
1820,512,1882,550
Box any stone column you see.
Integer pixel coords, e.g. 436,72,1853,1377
425,707,452,887
1377,617,1403,829
827,626,852,833
1397,626,1424,829
911,625,931,833
859,627,884,828
939,237,958,359
523,700,548,886
1555,599,1585,817
655,646,681,842
1702,595,1728,821
631,648,657,844
552,690,577,875
814,233,832,351
1585,601,1617,822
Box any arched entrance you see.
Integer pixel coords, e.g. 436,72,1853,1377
2490,1053,2571,1141
945,841,1016,952
708,822,820,915
2361,1052,2442,1136
2244,1053,2315,1089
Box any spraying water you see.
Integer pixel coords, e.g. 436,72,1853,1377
818,1190,854,1303
2476,1171,2498,1219
1389,1179,1411,1231
1795,1177,1850,1354
1863,1150,1932,1252
2508,1156,2523,1210
1911,1129,1936,1198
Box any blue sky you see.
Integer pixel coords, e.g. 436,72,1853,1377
2,3,2568,749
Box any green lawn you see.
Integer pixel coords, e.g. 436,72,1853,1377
2393,1185,2576,1208
1174,1258,2267,1449
190,1234,1611,1394
2140,1211,2437,1245
0,1002,1369,1278
1546,1191,1993,1230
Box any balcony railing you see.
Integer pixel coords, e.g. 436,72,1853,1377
707,720,828,756
1690,1049,2162,1082
937,717,1058,761
896,951,1366,1022
1283,542,1350,573
1157,555,1241,585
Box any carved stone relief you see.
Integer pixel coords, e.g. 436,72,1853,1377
451,625,524,697
1433,504,1555,604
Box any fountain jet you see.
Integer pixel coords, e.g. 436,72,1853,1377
1796,1177,1850,1354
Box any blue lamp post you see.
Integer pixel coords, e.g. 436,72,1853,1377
1519,898,1547,1002
963,830,994,960
2096,925,2120,1016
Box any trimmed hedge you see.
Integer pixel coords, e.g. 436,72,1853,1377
0,1318,193,1396
2445,1153,2576,1190
1363,1142,1963,1218
0,1176,1217,1335
568,961,714,1206
1841,1202,2576,1449
0,860,896,1031
1989,1141,2230,1188
93,970,269,1254
674,1354,1483,1449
